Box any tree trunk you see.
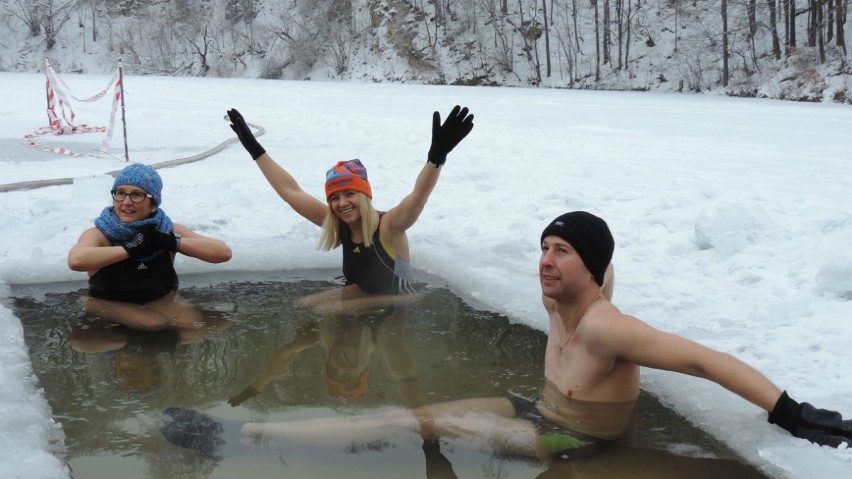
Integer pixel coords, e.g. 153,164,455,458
768,0,781,59
748,0,757,38
603,0,610,65
827,0,834,42
835,0,846,52
808,0,817,46
624,0,631,73
789,0,797,48
572,0,580,58
747,0,758,72
594,0,600,81
92,2,97,42
817,0,825,62
616,0,624,69
542,0,552,77
674,0,678,52
721,0,729,87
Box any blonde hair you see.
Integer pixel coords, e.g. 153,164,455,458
319,193,380,250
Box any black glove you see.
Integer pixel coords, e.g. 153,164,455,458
122,226,156,260
227,108,266,160
149,229,179,252
228,386,261,407
422,439,458,479
427,105,474,168
768,390,852,448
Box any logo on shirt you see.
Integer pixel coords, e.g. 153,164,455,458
137,263,148,270
353,246,361,253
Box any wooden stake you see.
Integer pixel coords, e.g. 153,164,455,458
119,60,129,162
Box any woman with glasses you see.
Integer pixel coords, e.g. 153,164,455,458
68,163,232,331
225,106,473,310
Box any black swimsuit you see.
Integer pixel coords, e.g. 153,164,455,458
88,251,178,304
341,222,416,295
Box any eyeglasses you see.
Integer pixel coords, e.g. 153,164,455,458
111,189,152,203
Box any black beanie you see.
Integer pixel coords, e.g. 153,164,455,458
540,211,614,286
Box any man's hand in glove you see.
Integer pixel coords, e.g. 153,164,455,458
768,391,852,448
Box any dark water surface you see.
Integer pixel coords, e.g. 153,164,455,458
9,270,769,479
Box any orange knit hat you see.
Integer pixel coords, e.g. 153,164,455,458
325,159,372,200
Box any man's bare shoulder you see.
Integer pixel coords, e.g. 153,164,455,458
580,301,648,348
583,300,631,326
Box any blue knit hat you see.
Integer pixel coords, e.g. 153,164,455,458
112,163,163,206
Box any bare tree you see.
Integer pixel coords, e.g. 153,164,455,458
789,0,797,48
542,0,551,76
768,0,782,59
624,0,632,75
76,0,103,52
834,0,846,52
826,0,834,41
4,0,42,37
41,0,76,50
5,0,76,49
90,0,97,42
722,0,729,86
551,0,578,84
816,0,825,62
673,0,679,52
603,0,610,65
593,0,601,81
615,0,624,68
516,0,543,83
747,0,757,37
416,0,441,51
572,0,581,57
189,21,214,75
807,0,817,46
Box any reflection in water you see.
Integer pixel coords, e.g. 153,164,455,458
230,289,424,408
70,311,231,395
9,276,770,479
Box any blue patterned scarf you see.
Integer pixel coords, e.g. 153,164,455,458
94,207,174,243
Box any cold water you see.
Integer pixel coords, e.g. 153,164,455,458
9,270,768,479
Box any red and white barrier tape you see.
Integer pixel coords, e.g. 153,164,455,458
23,125,107,157
100,72,122,152
27,58,122,157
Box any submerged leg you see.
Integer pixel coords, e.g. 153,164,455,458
246,398,539,458
161,398,539,460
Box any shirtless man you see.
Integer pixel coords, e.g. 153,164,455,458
540,211,780,407
161,211,851,463
538,211,849,446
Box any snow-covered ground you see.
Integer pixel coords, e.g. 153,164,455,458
1,72,851,478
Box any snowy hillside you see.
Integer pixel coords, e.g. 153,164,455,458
1,0,850,103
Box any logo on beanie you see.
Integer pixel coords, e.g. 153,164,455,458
327,178,353,190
